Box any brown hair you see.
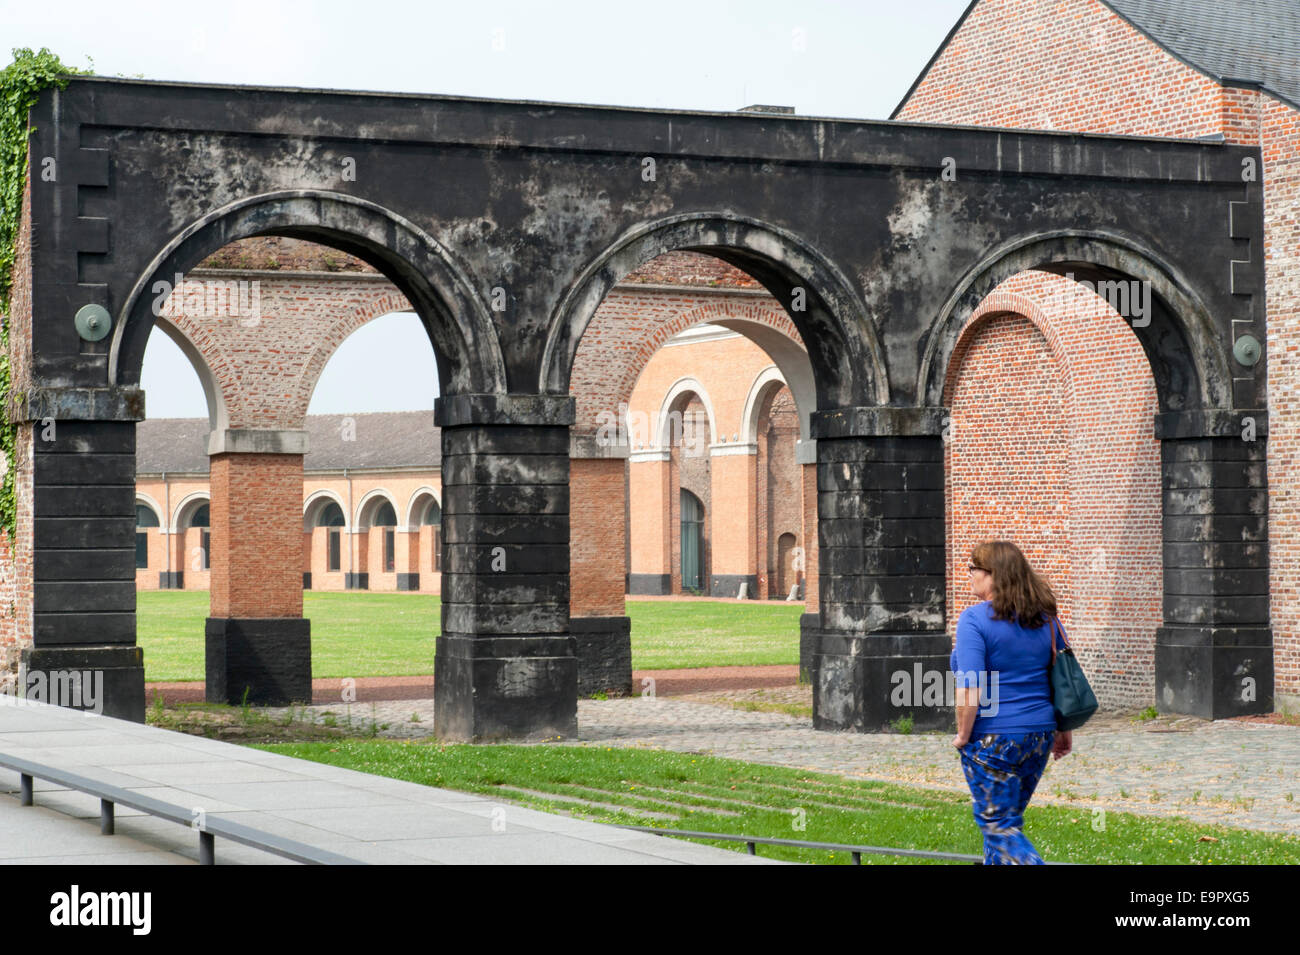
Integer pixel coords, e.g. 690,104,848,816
970,540,1057,629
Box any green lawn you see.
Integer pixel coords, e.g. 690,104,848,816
625,597,802,670
257,740,1300,865
138,591,801,682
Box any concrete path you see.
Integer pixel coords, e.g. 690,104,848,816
0,700,776,865
273,695,1300,836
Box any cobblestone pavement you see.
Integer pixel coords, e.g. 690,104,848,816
264,694,1300,836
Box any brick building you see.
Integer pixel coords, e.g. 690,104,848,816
893,0,1299,709
134,412,445,595
129,243,815,614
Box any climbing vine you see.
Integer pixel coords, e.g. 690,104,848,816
0,49,88,542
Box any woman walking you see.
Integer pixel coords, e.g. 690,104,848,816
951,540,1074,865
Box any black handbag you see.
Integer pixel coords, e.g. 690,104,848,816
1048,616,1098,731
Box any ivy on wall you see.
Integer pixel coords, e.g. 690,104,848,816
0,49,88,542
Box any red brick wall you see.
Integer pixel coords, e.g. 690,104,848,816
158,271,410,429
898,0,1298,705
763,388,801,596
621,251,761,290
944,272,1162,706
572,284,799,433
946,312,1072,634
209,454,303,618
1257,95,1300,703
0,428,33,692
897,0,1225,137
571,457,627,616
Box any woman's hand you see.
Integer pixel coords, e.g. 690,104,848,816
1052,729,1073,760
952,685,979,752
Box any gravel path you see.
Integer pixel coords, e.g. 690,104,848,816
263,689,1300,836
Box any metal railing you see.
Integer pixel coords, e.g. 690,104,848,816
616,824,1074,864
0,751,366,865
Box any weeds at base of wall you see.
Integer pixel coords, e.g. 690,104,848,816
889,713,915,735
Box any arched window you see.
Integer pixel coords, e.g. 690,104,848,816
188,502,210,570
680,489,704,592
135,504,160,570
316,501,346,572
422,500,441,525
318,501,345,526
777,532,799,598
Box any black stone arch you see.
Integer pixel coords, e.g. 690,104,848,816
109,190,507,396
918,229,1232,414
539,212,889,410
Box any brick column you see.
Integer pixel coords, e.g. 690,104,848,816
569,435,631,696
627,449,672,594
434,395,576,740
708,442,757,598
346,529,369,590
809,409,949,733
1156,411,1273,718
18,388,145,721
204,429,310,705
396,528,420,591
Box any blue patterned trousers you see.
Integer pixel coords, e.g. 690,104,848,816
958,730,1055,865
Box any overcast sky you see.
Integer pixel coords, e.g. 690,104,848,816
7,0,970,418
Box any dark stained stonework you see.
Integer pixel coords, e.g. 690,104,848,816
571,616,633,697
1155,434,1273,718
432,395,577,740
709,574,758,599
628,574,671,595
204,617,312,706
799,612,820,685
811,431,952,732
14,77,1269,729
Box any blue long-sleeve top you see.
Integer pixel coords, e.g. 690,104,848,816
949,600,1059,736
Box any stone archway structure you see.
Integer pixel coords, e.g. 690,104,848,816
10,77,1266,734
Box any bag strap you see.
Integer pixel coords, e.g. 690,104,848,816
1048,615,1073,664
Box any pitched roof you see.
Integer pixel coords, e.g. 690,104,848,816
890,0,1300,118
1104,0,1300,109
136,411,440,475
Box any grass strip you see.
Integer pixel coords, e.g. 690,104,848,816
254,739,1300,865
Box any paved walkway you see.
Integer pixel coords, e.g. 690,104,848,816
273,695,1300,835
0,700,775,865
